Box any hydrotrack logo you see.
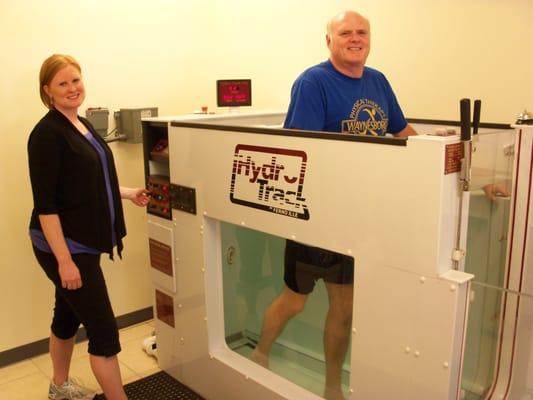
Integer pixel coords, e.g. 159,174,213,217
229,144,309,220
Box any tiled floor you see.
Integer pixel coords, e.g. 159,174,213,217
0,320,160,399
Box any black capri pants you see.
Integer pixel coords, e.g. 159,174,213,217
32,246,121,357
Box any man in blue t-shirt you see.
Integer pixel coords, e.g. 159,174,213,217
284,14,416,137
252,11,417,400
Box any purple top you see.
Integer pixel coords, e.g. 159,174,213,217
30,131,116,254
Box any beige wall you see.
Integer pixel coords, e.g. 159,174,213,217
1,0,532,352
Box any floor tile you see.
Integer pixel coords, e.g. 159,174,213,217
31,340,88,375
32,353,138,392
0,371,50,400
139,366,162,378
119,322,155,345
1,320,157,397
31,353,54,380
123,372,142,385
0,360,41,386
118,339,159,376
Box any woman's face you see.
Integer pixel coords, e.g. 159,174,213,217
44,64,85,113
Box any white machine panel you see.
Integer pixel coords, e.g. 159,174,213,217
146,113,473,400
147,221,176,293
168,126,461,279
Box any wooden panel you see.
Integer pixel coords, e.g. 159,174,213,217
155,289,175,328
149,238,173,276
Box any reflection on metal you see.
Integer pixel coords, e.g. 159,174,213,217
170,184,197,215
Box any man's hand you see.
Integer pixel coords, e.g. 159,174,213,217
482,183,510,201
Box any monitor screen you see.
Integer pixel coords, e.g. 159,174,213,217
216,79,252,107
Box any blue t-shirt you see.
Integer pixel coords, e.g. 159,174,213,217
284,60,407,135
30,131,116,254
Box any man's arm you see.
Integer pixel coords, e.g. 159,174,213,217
482,182,511,201
395,124,417,138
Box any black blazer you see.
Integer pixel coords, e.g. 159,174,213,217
28,109,126,258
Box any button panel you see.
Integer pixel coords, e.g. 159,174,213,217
147,175,171,219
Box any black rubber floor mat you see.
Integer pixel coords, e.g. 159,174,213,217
95,371,205,400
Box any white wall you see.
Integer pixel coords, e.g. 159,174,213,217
1,0,532,353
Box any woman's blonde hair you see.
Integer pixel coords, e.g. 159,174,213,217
39,54,81,109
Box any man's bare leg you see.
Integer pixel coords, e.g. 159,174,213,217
323,282,353,400
251,286,308,368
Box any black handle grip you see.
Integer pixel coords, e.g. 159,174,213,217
472,99,481,135
460,98,471,141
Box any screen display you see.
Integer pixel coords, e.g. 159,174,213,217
216,79,252,107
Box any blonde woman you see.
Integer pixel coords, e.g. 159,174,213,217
28,54,149,400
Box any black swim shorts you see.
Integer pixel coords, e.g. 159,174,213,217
283,240,354,294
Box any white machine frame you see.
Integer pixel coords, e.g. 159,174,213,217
144,111,477,399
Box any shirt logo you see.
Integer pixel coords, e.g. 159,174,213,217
229,144,310,220
341,99,388,136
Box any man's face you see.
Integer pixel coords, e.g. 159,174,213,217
327,12,371,73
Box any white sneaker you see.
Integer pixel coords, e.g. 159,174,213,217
48,377,96,400
143,335,157,358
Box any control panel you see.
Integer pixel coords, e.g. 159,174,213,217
147,175,171,219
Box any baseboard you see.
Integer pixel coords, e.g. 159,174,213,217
0,306,153,368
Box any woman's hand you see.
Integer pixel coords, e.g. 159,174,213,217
38,214,82,290
120,187,150,207
58,258,82,290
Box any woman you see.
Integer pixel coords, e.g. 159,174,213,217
28,54,149,400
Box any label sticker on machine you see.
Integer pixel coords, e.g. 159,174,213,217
230,144,310,220
445,143,464,174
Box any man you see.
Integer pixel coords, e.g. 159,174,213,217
285,11,416,137
251,11,416,400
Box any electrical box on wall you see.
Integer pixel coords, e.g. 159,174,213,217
85,107,109,138
117,107,158,143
